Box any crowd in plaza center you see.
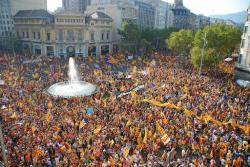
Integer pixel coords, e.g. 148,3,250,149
0,52,249,166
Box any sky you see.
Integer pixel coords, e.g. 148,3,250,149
47,0,250,16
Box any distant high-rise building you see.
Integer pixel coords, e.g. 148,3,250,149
134,0,155,30
171,0,191,29
0,0,47,50
141,0,171,29
63,0,91,12
0,0,13,38
174,0,183,6
235,5,250,83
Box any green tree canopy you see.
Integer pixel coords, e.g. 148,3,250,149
191,47,220,70
193,24,242,57
167,29,194,56
118,21,141,43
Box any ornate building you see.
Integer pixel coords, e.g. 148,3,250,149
171,0,191,29
235,5,250,82
14,9,115,56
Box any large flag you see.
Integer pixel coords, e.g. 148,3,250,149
161,134,170,145
47,100,53,109
161,112,168,125
123,147,130,158
156,122,165,135
45,112,53,123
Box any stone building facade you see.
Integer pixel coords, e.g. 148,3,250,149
171,0,191,29
14,9,115,56
235,6,250,81
62,0,91,13
0,0,47,50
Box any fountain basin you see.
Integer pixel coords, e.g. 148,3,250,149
46,81,98,98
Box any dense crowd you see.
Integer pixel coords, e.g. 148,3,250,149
0,52,249,166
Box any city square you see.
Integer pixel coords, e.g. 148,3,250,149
0,0,249,166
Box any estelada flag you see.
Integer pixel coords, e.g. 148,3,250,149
123,147,130,158
94,125,102,134
161,134,170,145
156,122,165,135
45,112,53,123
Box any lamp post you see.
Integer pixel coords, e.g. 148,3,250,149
199,32,207,76
0,116,8,167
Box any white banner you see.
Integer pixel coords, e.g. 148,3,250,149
0,80,4,85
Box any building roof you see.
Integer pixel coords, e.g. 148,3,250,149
54,10,84,17
87,11,112,20
14,9,54,19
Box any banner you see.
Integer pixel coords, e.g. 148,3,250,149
0,80,4,85
117,85,144,99
144,99,249,135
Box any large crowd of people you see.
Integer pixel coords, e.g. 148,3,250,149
0,52,249,166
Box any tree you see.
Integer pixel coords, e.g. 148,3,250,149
191,24,242,70
191,47,220,70
118,21,142,53
193,24,242,58
141,28,178,51
167,29,194,56
8,36,22,54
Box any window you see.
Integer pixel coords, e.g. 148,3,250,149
241,39,245,48
106,31,109,40
23,32,25,38
101,33,104,40
38,32,40,39
78,30,82,41
238,54,242,64
67,30,74,41
26,32,29,38
244,26,248,35
33,32,36,39
47,33,51,41
91,32,94,41
58,29,63,41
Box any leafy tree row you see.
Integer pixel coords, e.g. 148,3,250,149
167,24,242,70
118,21,178,53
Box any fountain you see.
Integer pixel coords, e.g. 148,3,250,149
46,57,98,98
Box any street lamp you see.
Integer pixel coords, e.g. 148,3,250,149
0,116,8,167
199,32,207,76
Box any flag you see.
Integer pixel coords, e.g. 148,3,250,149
161,134,170,145
109,156,115,167
123,147,130,158
131,91,138,99
87,107,94,115
45,112,52,123
79,121,85,128
10,112,17,119
94,125,102,134
143,128,148,144
31,125,36,133
110,57,118,65
137,131,142,147
126,119,132,127
161,112,168,125
156,122,165,135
